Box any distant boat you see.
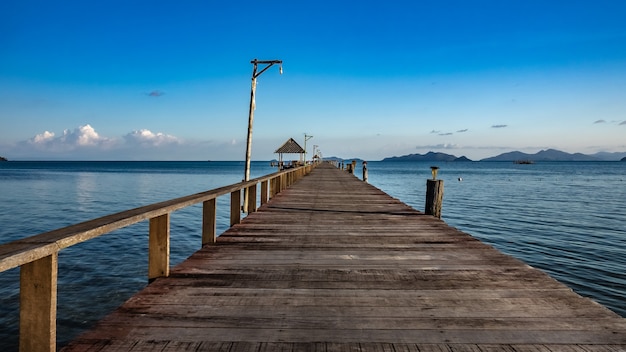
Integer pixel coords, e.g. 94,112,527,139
514,160,534,164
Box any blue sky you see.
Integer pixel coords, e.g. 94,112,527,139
1,0,625,161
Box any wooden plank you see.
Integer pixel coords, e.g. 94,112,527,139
61,163,626,351
87,309,626,331
68,325,626,345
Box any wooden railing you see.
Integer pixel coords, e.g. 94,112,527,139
0,163,315,352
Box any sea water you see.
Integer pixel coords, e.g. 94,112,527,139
0,160,624,350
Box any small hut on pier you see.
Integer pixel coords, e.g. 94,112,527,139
273,138,305,170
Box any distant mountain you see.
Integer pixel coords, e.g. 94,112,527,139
378,149,626,163
481,149,599,162
382,152,472,162
592,151,626,161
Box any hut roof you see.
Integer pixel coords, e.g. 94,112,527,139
274,138,305,154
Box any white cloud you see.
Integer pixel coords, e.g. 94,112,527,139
27,124,113,151
31,131,55,143
9,124,190,159
124,129,179,147
71,124,107,146
416,143,460,150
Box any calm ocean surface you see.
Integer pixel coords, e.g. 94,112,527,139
1,160,625,349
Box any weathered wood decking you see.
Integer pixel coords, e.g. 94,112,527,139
62,163,626,351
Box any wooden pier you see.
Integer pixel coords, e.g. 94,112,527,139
57,162,626,351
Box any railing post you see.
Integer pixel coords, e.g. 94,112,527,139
261,180,269,205
149,214,170,281
274,176,279,195
247,183,257,213
202,199,217,245
230,189,241,226
20,253,58,352
269,177,277,199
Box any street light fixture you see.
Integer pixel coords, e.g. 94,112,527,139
303,133,313,165
243,59,282,212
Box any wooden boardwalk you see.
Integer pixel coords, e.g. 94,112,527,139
62,163,626,351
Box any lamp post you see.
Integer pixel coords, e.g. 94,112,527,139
243,59,282,212
303,133,313,165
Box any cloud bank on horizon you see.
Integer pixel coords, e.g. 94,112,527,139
3,118,622,161
4,124,191,160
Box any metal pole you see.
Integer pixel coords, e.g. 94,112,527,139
243,59,282,212
303,133,313,165
244,62,258,187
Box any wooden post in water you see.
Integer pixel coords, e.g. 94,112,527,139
362,161,368,182
425,166,443,218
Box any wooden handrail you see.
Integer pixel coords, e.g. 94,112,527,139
0,163,317,352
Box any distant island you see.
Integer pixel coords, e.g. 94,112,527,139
325,156,365,163
382,151,471,162
379,149,626,162
481,149,599,162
